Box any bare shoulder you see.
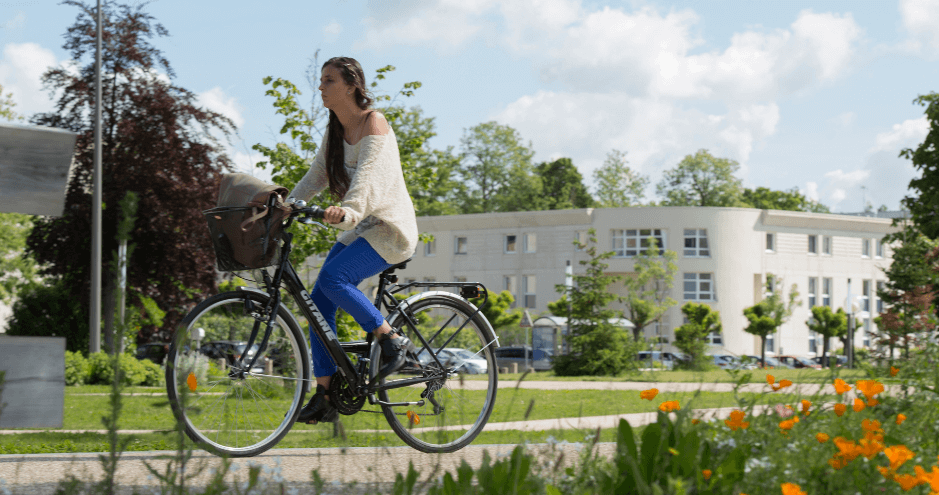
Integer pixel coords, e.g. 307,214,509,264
363,111,390,137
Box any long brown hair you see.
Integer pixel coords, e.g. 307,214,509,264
323,57,373,201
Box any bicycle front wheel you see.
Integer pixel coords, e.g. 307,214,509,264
381,294,498,453
166,290,310,457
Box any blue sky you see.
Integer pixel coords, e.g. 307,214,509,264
1,0,937,212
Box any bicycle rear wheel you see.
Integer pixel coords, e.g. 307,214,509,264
381,293,498,453
166,290,310,457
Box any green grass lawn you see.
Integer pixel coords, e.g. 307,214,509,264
0,384,837,454
483,368,870,384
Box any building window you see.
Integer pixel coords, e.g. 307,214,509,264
707,330,722,345
524,233,537,253
863,318,871,347
683,229,710,257
613,228,665,257
574,230,588,251
423,239,436,257
876,239,884,258
455,236,468,255
504,276,517,308
808,277,818,307
876,280,884,314
423,276,436,283
808,235,818,254
861,279,871,313
765,233,775,253
822,236,832,255
822,278,832,307
766,274,776,294
765,334,774,353
809,332,817,354
862,239,871,258
504,235,517,254
523,275,537,309
683,273,714,301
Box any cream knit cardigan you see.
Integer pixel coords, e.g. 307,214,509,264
289,127,418,265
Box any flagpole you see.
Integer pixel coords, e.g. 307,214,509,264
90,0,102,354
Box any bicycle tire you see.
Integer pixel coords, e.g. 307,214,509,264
380,293,498,453
166,290,310,457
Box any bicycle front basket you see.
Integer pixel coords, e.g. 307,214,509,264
203,206,283,272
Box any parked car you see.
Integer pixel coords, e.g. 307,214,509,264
812,355,847,367
637,351,688,370
135,342,170,365
777,355,822,369
742,355,794,369
493,346,552,372
198,340,268,374
711,354,757,370
416,347,489,374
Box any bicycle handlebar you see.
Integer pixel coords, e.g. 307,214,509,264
289,204,345,224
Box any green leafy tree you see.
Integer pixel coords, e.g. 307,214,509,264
410,146,463,216
0,82,21,122
741,187,830,213
901,92,939,239
875,286,936,365
593,150,648,207
7,275,90,353
547,229,639,376
0,213,41,304
742,274,801,367
807,306,848,368
674,302,721,370
621,238,678,341
470,290,524,345
534,158,594,210
656,149,745,207
879,226,939,316
456,122,536,214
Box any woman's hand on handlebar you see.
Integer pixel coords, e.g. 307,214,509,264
323,206,345,224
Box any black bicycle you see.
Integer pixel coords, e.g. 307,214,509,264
165,202,500,457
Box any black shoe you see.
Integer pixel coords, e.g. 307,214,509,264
377,329,413,380
296,384,338,424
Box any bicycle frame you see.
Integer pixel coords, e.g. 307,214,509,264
236,227,493,405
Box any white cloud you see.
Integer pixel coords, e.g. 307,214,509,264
804,181,819,201
833,111,856,127
323,21,342,43
1,11,25,30
870,116,929,152
197,87,245,129
0,42,62,118
354,0,497,52
230,149,272,182
824,168,870,186
900,0,939,53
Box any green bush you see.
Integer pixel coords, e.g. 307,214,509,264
7,276,89,354
87,352,152,386
64,351,90,386
138,358,164,386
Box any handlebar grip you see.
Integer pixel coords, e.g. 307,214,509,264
300,206,344,223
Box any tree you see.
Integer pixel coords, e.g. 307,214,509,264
0,213,41,304
593,150,648,207
656,149,745,207
674,302,721,370
621,238,678,341
806,306,848,369
741,187,830,213
535,158,593,210
27,1,235,344
901,93,939,239
547,229,639,376
456,122,536,214
878,226,939,317
742,274,801,367
410,146,463,216
470,290,523,344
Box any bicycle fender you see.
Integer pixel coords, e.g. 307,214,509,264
388,291,501,349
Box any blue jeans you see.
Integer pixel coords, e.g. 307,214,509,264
308,238,392,378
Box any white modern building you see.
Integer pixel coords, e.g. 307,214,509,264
302,206,900,358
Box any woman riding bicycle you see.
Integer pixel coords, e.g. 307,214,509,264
287,56,418,424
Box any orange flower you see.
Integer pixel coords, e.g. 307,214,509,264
800,400,812,415
829,456,849,470
659,400,680,412
862,418,883,434
833,403,847,417
858,436,884,459
816,432,830,443
867,397,880,407
915,465,939,492
640,388,659,400
702,469,712,480
766,374,775,385
890,366,899,377
884,445,915,471
878,465,893,480
894,473,922,491
834,378,852,394
725,410,750,431
853,398,866,412
781,482,806,495
897,413,907,425
771,379,794,391
833,437,862,463
779,417,799,431
691,418,701,425
856,379,885,400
